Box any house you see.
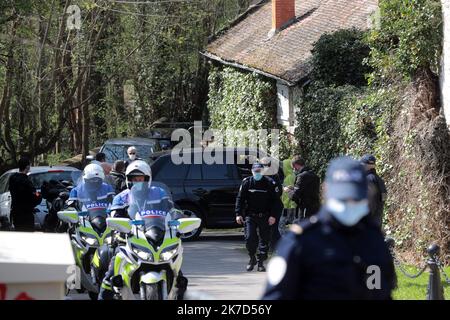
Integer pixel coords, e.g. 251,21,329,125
203,0,379,133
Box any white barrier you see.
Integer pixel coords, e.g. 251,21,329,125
0,231,75,300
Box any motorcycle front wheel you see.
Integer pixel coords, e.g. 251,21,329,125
140,283,162,300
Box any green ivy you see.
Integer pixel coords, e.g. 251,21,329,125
207,66,294,159
311,28,371,87
367,0,442,81
295,83,363,177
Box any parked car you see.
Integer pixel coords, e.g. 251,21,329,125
94,137,162,164
0,166,81,230
138,121,210,151
150,148,283,240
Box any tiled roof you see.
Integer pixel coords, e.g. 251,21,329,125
205,0,378,85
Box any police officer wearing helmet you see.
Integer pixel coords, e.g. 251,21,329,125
99,160,188,300
360,154,387,229
262,156,396,300
68,163,115,207
236,162,279,272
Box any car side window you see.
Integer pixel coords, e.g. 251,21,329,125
102,144,123,162
156,161,189,180
0,173,11,193
202,163,233,180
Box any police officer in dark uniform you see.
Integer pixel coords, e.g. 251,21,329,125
236,162,279,272
360,154,387,229
260,157,284,251
262,156,396,300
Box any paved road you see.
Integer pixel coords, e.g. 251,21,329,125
67,231,268,300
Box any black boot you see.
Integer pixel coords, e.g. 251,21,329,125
246,256,257,271
257,260,266,272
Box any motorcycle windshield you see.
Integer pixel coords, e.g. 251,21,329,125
128,181,175,233
72,178,115,220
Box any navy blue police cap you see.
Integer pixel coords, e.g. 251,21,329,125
325,156,368,201
252,162,264,171
360,154,376,165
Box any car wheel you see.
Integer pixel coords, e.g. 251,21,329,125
177,204,203,241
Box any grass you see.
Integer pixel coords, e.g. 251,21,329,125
393,265,450,300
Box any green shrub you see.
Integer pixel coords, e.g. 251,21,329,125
311,28,371,87
367,0,442,81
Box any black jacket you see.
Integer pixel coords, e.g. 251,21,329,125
288,167,321,218
8,172,42,225
367,169,387,228
235,176,279,219
109,171,127,194
262,208,397,300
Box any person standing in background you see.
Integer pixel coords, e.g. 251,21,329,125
284,156,321,220
109,160,127,194
8,157,42,232
360,154,387,229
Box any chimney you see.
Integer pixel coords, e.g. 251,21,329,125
272,0,296,31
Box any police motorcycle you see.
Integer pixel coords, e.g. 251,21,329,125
106,182,201,300
57,164,115,300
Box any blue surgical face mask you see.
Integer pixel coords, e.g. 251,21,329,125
326,198,369,227
253,172,263,181
132,181,149,196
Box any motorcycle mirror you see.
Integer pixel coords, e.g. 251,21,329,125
57,210,79,224
177,218,201,235
168,220,180,227
79,211,89,217
106,218,132,234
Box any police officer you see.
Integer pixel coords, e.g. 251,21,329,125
360,154,387,229
236,162,279,272
99,160,188,300
260,157,284,251
284,156,320,220
262,156,396,300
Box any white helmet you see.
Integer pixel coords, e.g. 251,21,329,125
83,163,105,181
125,160,152,189
82,163,105,193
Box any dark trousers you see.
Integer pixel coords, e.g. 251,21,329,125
11,211,34,232
244,215,270,261
269,224,281,252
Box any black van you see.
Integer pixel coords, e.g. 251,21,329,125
151,148,283,240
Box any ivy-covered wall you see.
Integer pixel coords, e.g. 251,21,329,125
207,66,295,159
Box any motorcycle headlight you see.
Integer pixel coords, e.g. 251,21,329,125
160,245,179,261
132,245,153,262
81,234,99,247
103,235,112,245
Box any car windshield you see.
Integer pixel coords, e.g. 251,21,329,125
102,143,157,162
29,171,81,189
128,182,174,232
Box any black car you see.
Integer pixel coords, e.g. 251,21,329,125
151,148,283,240
97,137,162,164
